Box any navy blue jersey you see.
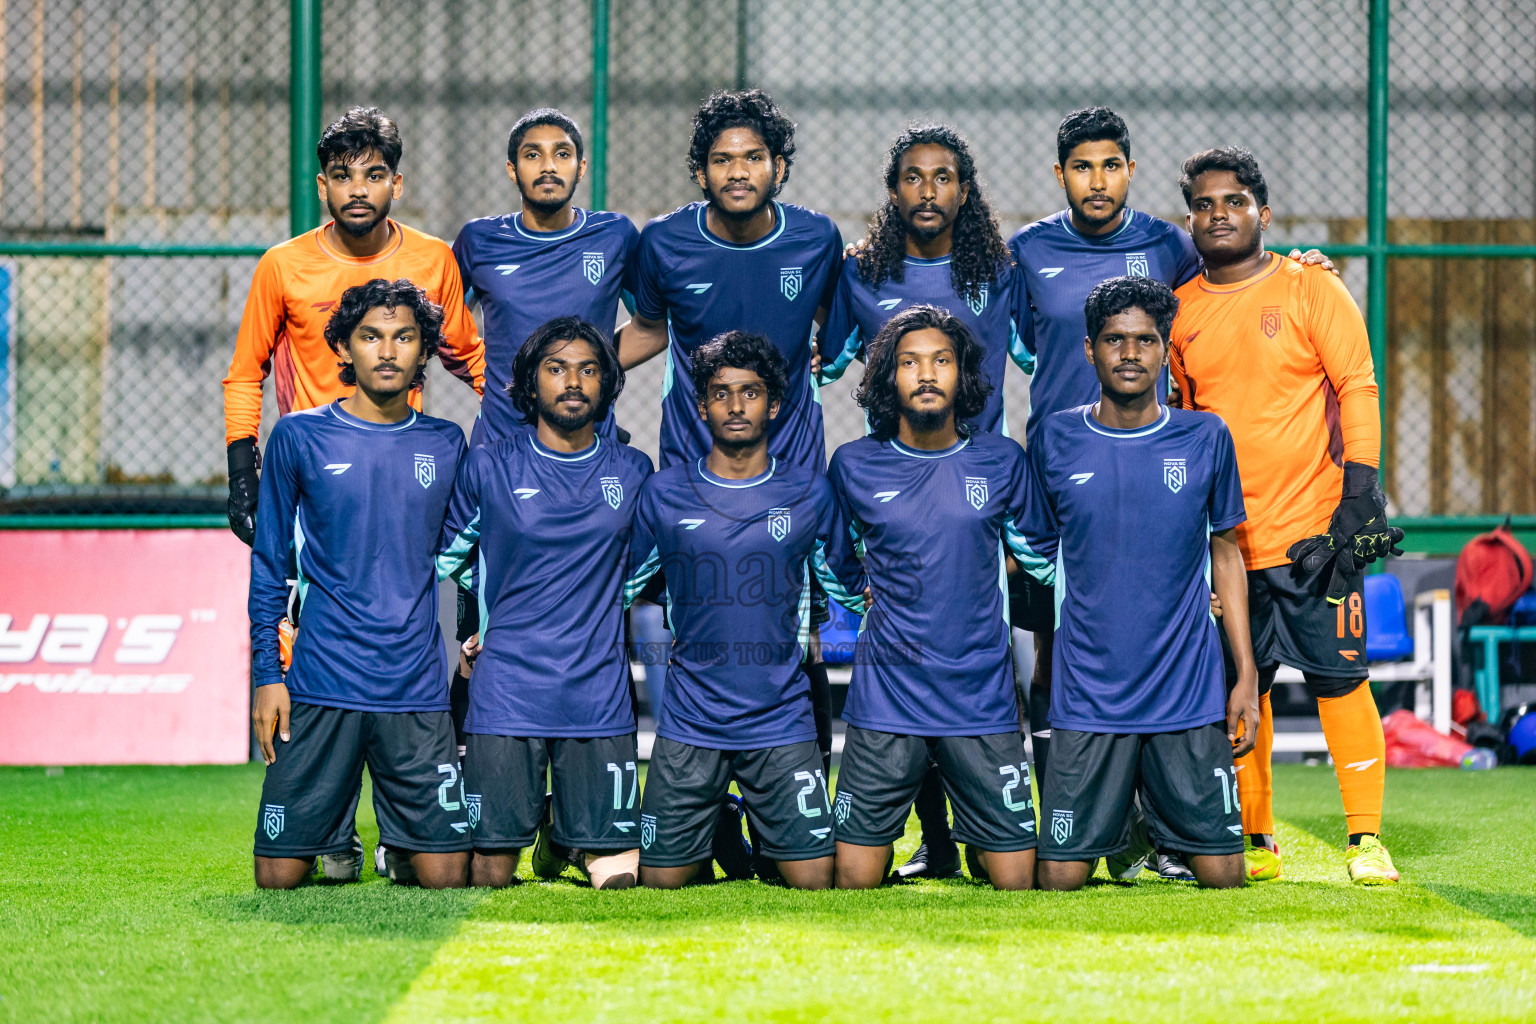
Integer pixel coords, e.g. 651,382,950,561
624,459,861,750
818,254,1034,436
249,401,466,711
452,209,640,444
632,202,842,470
1019,405,1246,733
822,432,1052,736
437,434,653,738
1008,210,1199,440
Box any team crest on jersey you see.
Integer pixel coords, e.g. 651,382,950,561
965,476,988,510
640,814,657,849
780,266,803,301
1051,808,1073,845
1260,305,1281,339
1126,252,1149,277
465,793,481,829
414,453,436,489
601,476,624,509
833,791,852,825
263,804,285,841
582,251,605,285
967,284,989,316
767,507,792,542
1164,458,1186,493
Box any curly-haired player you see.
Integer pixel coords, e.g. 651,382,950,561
822,305,1053,890
821,122,1030,442
249,278,471,891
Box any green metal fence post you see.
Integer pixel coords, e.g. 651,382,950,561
590,0,611,211
289,0,323,237
1367,0,1389,447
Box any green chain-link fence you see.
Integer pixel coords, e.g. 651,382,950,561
0,0,1531,551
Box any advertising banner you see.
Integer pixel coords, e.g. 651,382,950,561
0,529,250,764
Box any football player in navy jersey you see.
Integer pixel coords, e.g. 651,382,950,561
250,279,470,890
616,89,842,472
819,122,1034,880
625,333,862,890
822,306,1053,891
617,87,843,796
438,317,653,890
452,108,640,446
1021,277,1259,890
1009,109,1328,879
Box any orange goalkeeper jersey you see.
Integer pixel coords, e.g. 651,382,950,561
223,220,484,445
1169,254,1380,571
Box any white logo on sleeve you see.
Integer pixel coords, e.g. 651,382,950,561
1163,458,1186,493
495,264,520,276
679,518,706,529
1069,472,1094,485
1038,267,1064,278
873,490,900,503
685,283,712,295
965,476,988,510
324,463,351,475
514,488,540,500
582,251,605,285
877,298,902,311
414,454,436,489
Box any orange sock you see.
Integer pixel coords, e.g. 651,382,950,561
1235,691,1274,836
1316,682,1385,838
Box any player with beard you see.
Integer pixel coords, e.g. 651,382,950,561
818,122,1033,879
225,106,484,548
617,89,842,471
1007,108,1328,881
618,90,843,862
438,317,652,890
823,305,1053,891
820,123,1031,435
1170,148,1402,885
453,108,641,446
249,279,470,890
625,332,862,891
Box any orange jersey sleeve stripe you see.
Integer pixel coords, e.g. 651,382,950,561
1169,255,1380,570
221,221,485,445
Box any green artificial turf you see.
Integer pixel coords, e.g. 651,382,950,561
2,764,1533,1023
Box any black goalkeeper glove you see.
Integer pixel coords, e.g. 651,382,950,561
227,437,260,547
1285,462,1404,604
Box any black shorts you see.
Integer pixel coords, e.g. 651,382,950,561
1223,565,1368,694
1038,723,1244,861
639,737,834,867
253,703,470,858
462,732,639,852
1011,572,1055,634
833,726,1037,852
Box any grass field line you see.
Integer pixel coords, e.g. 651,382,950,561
380,813,1536,1024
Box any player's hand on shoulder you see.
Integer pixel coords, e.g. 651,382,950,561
458,634,481,678
844,237,869,259
252,682,291,765
1287,248,1339,277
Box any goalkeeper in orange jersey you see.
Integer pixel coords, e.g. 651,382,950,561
1169,146,1404,886
222,106,484,545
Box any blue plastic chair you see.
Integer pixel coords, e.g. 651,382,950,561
1364,573,1414,662
821,603,861,664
